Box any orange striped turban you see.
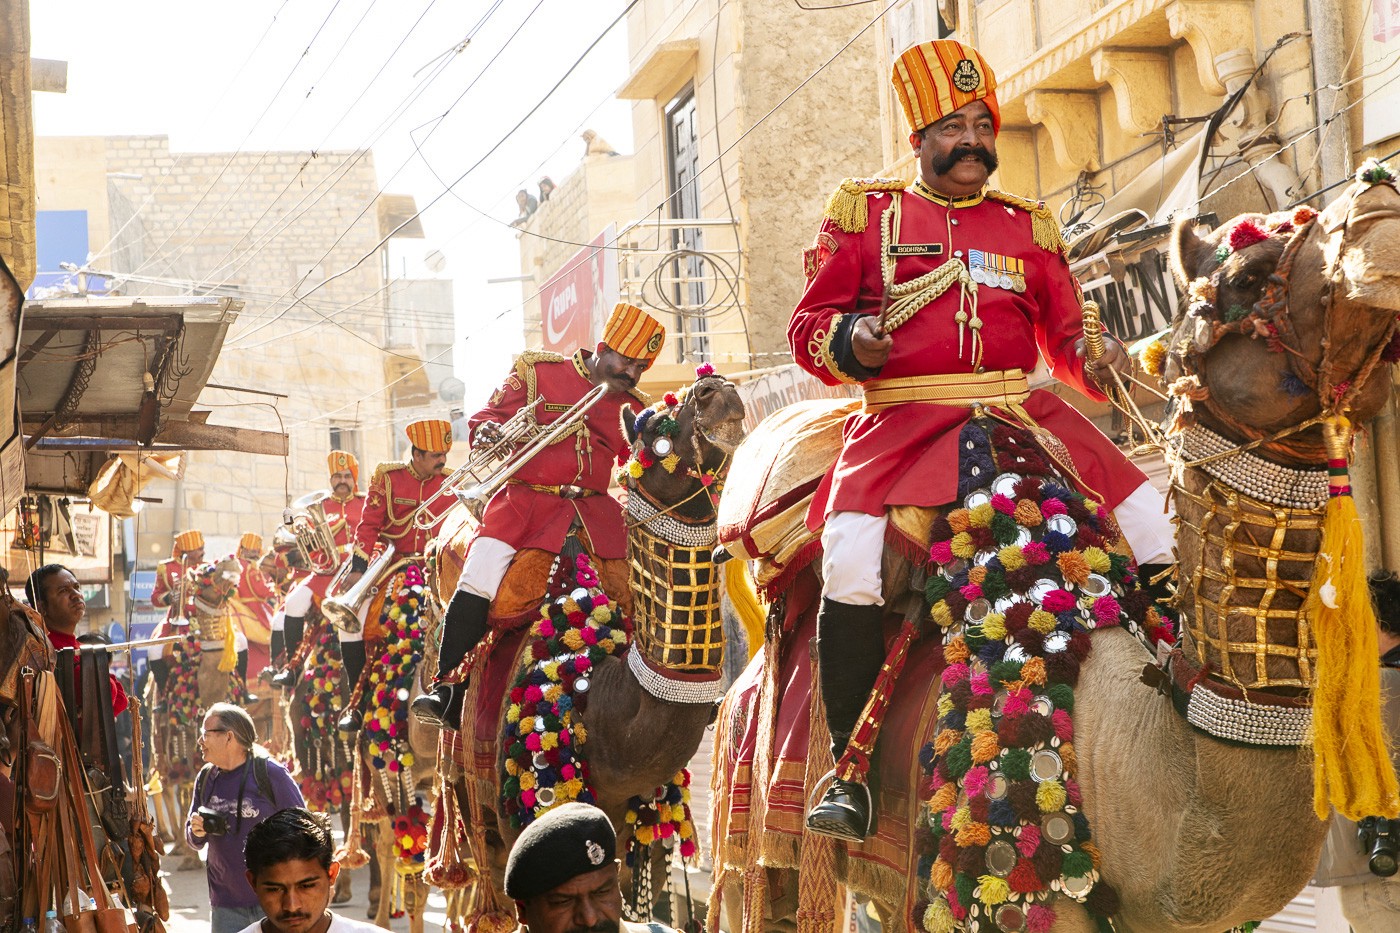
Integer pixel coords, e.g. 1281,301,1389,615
174,529,204,554
892,40,1000,135
406,419,454,453
327,449,359,487
601,303,665,368
239,532,263,553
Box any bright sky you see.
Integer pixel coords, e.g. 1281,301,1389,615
29,0,636,416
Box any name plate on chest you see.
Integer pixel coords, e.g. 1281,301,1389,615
887,243,945,257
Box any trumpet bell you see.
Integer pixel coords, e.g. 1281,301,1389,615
322,543,397,634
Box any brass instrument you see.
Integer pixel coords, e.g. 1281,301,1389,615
321,543,396,635
413,382,609,529
283,489,343,575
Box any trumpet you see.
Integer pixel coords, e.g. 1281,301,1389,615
283,489,342,575
321,543,396,634
413,382,609,530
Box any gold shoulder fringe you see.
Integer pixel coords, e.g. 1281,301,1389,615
823,177,907,234
370,461,407,485
514,349,566,402
628,386,653,405
985,189,1068,255
516,349,567,366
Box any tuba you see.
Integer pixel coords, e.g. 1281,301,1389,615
413,382,609,529
283,490,342,575
321,543,396,635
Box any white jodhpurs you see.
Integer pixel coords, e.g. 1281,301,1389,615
455,536,518,601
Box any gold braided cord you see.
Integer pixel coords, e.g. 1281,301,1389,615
1173,469,1322,689
821,177,907,234
627,523,725,672
879,198,977,340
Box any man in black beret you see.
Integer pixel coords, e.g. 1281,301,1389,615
505,803,677,933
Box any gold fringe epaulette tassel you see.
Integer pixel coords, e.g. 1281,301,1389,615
370,461,407,485
985,189,1068,255
823,177,907,233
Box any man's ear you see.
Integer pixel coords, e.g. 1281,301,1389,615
328,861,340,885
514,901,529,928
909,131,923,153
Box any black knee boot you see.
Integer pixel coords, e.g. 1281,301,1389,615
806,598,886,842
272,614,306,688
237,649,257,701
150,657,170,713
411,591,491,729
337,640,367,733
270,630,285,666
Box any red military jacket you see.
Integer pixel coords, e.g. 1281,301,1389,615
789,182,1146,526
150,557,192,622
325,492,367,550
353,463,450,562
467,349,643,558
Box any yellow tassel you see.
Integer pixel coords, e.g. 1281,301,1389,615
984,189,1068,254
1307,416,1400,820
219,613,237,672
822,178,905,233
724,559,766,662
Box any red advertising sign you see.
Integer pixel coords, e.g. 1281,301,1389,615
537,225,618,354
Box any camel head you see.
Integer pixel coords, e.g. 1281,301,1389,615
621,368,747,523
1167,174,1400,454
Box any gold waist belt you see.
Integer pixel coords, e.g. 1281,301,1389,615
507,480,600,500
862,369,1030,414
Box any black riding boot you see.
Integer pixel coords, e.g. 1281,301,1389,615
150,657,170,714
337,640,367,733
806,598,886,842
412,591,490,729
272,614,306,688
270,630,285,667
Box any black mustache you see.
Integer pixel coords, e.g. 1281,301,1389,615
932,145,998,176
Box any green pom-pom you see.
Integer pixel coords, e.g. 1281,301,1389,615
963,629,986,651
1359,158,1397,185
1108,552,1131,581
981,569,1010,601
503,776,521,796
945,736,974,779
1000,748,1031,781
1223,303,1250,323
991,512,1019,546
1062,849,1094,878
991,660,1023,686
1214,244,1231,264
954,874,976,914
926,576,953,603
1046,682,1075,712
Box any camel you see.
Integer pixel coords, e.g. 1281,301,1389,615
426,369,748,928
708,169,1400,933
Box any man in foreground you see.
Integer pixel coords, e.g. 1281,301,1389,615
505,802,675,933
239,807,379,933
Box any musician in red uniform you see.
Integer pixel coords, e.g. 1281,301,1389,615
336,420,455,731
271,451,366,687
229,532,277,683
410,303,664,728
792,39,1175,840
146,528,205,694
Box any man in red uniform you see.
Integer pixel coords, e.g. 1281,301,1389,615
229,532,276,684
147,528,205,695
272,450,366,687
336,421,455,731
792,39,1175,840
26,564,129,718
410,303,664,727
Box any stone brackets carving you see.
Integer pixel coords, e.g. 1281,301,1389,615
1166,0,1257,96
1025,91,1102,173
1092,48,1171,136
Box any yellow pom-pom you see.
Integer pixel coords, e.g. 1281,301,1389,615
505,759,519,776
1028,609,1058,633
950,806,972,831
562,630,586,651
518,717,534,733
965,708,993,734
541,733,559,751
401,753,415,767
938,693,955,717
971,731,1000,764
932,602,954,628
977,875,1010,906
1140,338,1167,377
519,772,536,791
543,661,560,679
998,546,1027,571
1083,546,1111,573
923,898,956,933
628,460,644,478
1037,779,1067,812
969,503,994,528
574,724,587,743
982,613,1006,641
951,532,975,559
928,783,958,813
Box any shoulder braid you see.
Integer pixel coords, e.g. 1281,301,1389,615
823,177,907,234
370,461,407,485
513,349,568,404
984,189,1068,255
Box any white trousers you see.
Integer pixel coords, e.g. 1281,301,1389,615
456,536,517,600
821,480,1176,606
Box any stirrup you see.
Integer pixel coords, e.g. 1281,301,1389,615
805,768,872,842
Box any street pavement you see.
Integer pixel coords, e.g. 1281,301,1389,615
161,846,451,933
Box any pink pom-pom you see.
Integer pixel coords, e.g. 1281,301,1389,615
593,593,609,607
524,685,544,703
1092,595,1122,625
696,363,716,377
680,840,697,858
658,823,674,839
963,766,989,797
1066,779,1083,807
525,733,543,751
1051,709,1074,741
1040,498,1067,517
930,541,954,564
991,493,1016,515
1023,905,1055,933
559,730,572,746
1021,541,1050,565
969,671,993,696
388,760,401,773
960,583,983,601
942,662,970,687
946,888,967,921
521,789,537,809
1228,219,1270,253
576,657,592,672
1042,589,1075,613
580,627,599,645
1003,688,1032,717
561,764,576,780
940,809,956,832
1016,824,1040,857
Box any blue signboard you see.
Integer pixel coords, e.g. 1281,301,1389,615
129,570,156,603
29,210,108,298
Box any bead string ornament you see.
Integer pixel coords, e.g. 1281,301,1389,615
501,553,632,828
293,623,349,810
364,565,429,777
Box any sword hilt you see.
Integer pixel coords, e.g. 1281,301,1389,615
1082,300,1107,362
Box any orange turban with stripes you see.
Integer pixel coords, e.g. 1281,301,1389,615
406,419,454,454
174,529,204,554
601,303,665,368
327,449,359,487
891,39,1000,134
239,532,263,554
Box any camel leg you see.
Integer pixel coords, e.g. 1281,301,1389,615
372,817,396,929
405,872,428,933
333,870,353,905
366,823,382,919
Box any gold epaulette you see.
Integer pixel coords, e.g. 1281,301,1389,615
628,386,652,405
823,178,907,234
370,461,407,486
514,349,568,402
984,189,1068,255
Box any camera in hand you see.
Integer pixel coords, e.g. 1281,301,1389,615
1359,816,1399,877
197,806,229,837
